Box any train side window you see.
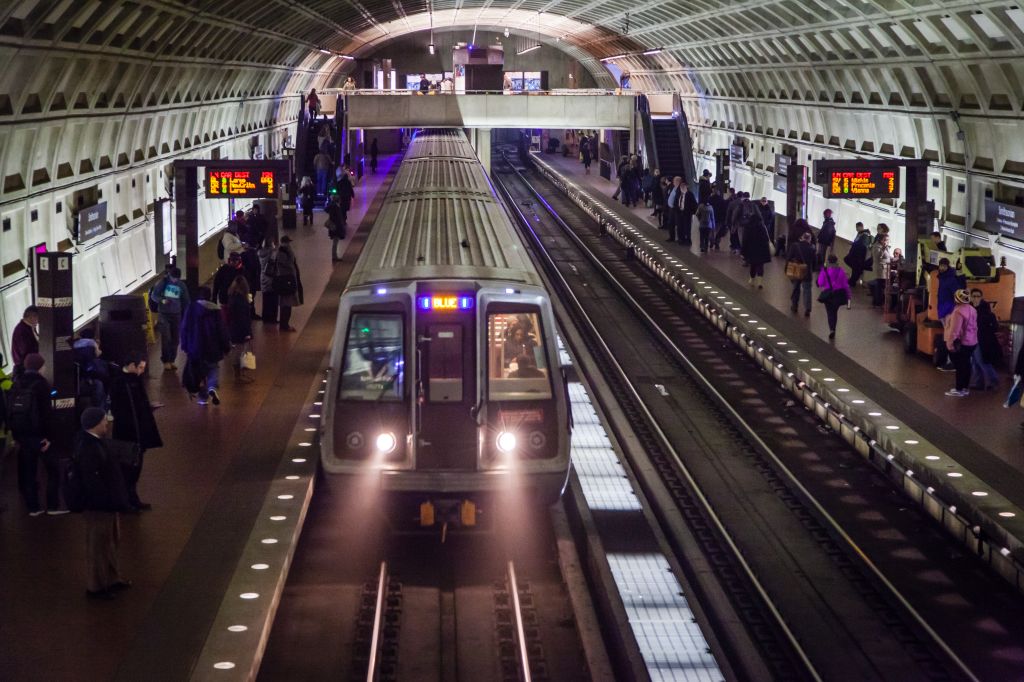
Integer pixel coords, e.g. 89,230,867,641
487,311,551,400
339,313,404,401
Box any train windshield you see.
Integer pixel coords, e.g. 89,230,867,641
487,311,551,400
339,313,405,401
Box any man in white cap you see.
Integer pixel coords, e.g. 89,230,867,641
77,407,133,599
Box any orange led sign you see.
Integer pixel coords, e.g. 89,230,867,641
206,169,280,198
822,167,900,199
417,295,474,311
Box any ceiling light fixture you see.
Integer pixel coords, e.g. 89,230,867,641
642,48,664,55
600,54,624,62
517,44,541,55
319,48,331,55
338,54,354,60
504,27,510,37
428,43,435,54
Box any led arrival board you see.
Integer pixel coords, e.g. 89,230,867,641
814,160,901,199
205,168,280,198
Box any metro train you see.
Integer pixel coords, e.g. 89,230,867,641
321,129,571,528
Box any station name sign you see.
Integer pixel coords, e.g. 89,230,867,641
814,160,901,200
76,201,110,243
984,199,1023,242
205,168,281,198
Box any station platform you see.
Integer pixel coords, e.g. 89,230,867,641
532,151,1024,583
0,156,400,682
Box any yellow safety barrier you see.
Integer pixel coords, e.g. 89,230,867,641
419,501,435,527
142,292,157,345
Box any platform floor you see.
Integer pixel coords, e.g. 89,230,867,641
540,152,1024,504
0,156,400,682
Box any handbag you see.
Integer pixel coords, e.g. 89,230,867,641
240,348,257,370
785,260,809,281
817,268,849,305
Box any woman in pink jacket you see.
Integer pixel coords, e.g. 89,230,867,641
944,288,978,397
816,254,852,339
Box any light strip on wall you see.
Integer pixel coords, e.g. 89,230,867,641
517,44,541,55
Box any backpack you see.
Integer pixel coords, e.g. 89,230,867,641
7,379,41,437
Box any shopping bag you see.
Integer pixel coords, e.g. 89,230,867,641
240,349,257,370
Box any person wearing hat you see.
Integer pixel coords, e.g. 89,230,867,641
9,353,60,516
817,209,836,264
272,235,303,332
943,288,978,397
76,406,132,599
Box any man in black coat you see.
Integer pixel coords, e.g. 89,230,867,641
77,407,133,599
109,353,163,510
817,209,837,264
679,186,698,246
211,252,245,305
10,353,59,515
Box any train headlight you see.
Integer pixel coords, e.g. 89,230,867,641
375,432,397,454
496,431,517,454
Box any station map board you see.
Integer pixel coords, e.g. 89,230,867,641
814,160,900,199
205,168,281,198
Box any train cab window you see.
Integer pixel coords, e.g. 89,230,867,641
487,311,551,400
339,313,404,401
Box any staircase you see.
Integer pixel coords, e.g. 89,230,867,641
652,118,684,180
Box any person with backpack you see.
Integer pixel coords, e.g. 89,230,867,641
270,236,303,332
109,353,162,511
180,286,231,405
75,407,133,599
150,267,190,371
10,353,62,516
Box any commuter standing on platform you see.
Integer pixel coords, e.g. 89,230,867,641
709,187,727,251
212,252,244,305
665,176,683,242
787,231,816,316
649,170,664,223
342,76,357,93
369,138,379,174
742,203,773,289
869,232,891,307
679,184,698,246
419,74,431,93
756,197,775,252
299,177,315,226
817,209,836,264
696,200,716,253
246,204,268,248
218,222,244,263
76,407,132,600
259,238,279,326
109,353,162,511
10,306,39,377
944,289,978,397
844,222,871,287
10,353,60,516
698,169,713,204
970,289,1000,390
180,286,230,406
225,276,253,377
150,267,189,371
817,254,852,339
273,236,303,332
313,149,332,203
726,191,745,254
326,193,348,263
580,137,592,175
612,156,627,201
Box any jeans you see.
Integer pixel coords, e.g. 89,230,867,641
316,169,328,197
791,280,811,312
699,227,712,252
157,313,181,363
824,302,841,332
17,439,61,512
952,344,976,391
971,345,998,388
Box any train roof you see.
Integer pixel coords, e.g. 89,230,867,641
348,130,541,289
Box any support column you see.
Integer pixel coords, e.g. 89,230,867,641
476,128,491,175
173,164,200,293
34,251,76,454
904,165,932,267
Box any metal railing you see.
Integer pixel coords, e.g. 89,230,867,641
320,88,626,97
506,561,532,682
364,561,389,682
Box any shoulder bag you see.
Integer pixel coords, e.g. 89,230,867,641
817,268,849,306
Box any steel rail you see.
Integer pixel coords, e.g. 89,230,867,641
492,161,822,682
510,157,981,682
506,561,533,682
365,561,389,682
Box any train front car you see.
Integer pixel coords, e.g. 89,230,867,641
322,130,570,530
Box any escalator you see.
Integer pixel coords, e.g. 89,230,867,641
652,118,684,180
637,93,698,192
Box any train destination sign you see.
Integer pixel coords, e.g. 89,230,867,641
814,160,901,199
205,168,280,198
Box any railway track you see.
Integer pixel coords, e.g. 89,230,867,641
493,152,1024,681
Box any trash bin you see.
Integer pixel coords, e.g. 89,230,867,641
99,295,149,367
282,203,297,230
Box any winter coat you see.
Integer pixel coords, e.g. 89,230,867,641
844,232,871,269
741,212,773,265
273,245,304,308
300,184,315,211
725,199,743,230
936,268,966,319
786,241,815,281
869,242,890,279
150,275,190,317
944,302,978,348
698,177,712,204
709,194,727,227
817,266,851,300
696,203,716,230
11,320,39,368
76,433,132,513
212,263,243,305
975,300,1002,364
756,203,774,240
681,189,698,229
109,371,163,450
335,176,355,211
219,231,244,262
226,292,252,345
9,371,52,440
818,217,836,247
180,300,230,363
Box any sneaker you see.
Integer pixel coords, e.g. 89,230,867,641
164,362,177,371
936,365,956,373
47,509,70,516
28,510,44,517
209,389,221,406
197,394,209,406
944,389,967,397
828,331,836,339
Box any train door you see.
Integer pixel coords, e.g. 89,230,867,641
415,293,477,470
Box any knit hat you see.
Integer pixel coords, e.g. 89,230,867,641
23,353,45,371
954,289,971,304
80,407,107,431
